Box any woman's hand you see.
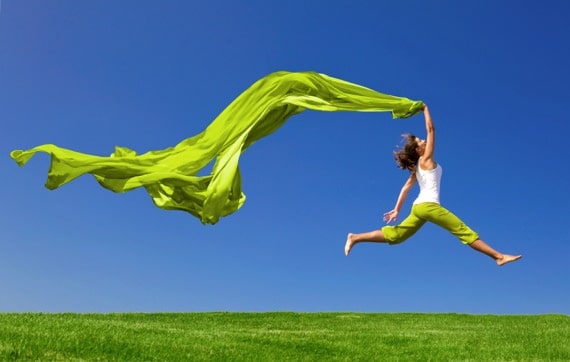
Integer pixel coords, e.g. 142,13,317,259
383,209,399,224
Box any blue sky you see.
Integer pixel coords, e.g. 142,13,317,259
1,1,568,314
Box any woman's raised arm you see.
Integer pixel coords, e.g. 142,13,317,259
421,105,436,169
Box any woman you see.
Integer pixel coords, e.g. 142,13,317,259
344,105,522,266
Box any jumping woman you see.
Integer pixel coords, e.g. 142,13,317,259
344,105,522,266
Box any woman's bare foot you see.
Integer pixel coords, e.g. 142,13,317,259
345,233,355,256
496,254,522,266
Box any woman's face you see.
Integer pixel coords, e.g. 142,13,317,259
415,137,427,155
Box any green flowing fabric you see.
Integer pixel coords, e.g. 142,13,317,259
10,71,423,224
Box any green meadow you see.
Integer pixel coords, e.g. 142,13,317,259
0,313,568,361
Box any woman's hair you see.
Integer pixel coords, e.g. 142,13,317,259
393,133,420,173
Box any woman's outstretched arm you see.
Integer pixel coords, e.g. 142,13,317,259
383,173,417,223
420,105,436,169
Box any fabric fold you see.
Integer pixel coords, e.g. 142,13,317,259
10,71,423,224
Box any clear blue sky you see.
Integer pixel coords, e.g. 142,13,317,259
1,1,568,314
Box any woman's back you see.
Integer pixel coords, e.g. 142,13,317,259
413,160,442,205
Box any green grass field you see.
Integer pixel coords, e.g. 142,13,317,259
0,313,568,361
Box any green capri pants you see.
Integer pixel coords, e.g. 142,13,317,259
382,202,479,245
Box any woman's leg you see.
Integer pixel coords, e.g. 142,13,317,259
345,230,387,256
418,203,522,266
345,210,425,256
469,239,522,266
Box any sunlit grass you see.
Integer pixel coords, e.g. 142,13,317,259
0,313,568,360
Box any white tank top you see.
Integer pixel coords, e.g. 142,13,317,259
413,159,442,205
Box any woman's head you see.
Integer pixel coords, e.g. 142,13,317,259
393,134,425,173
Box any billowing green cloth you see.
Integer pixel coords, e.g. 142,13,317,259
10,71,423,224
